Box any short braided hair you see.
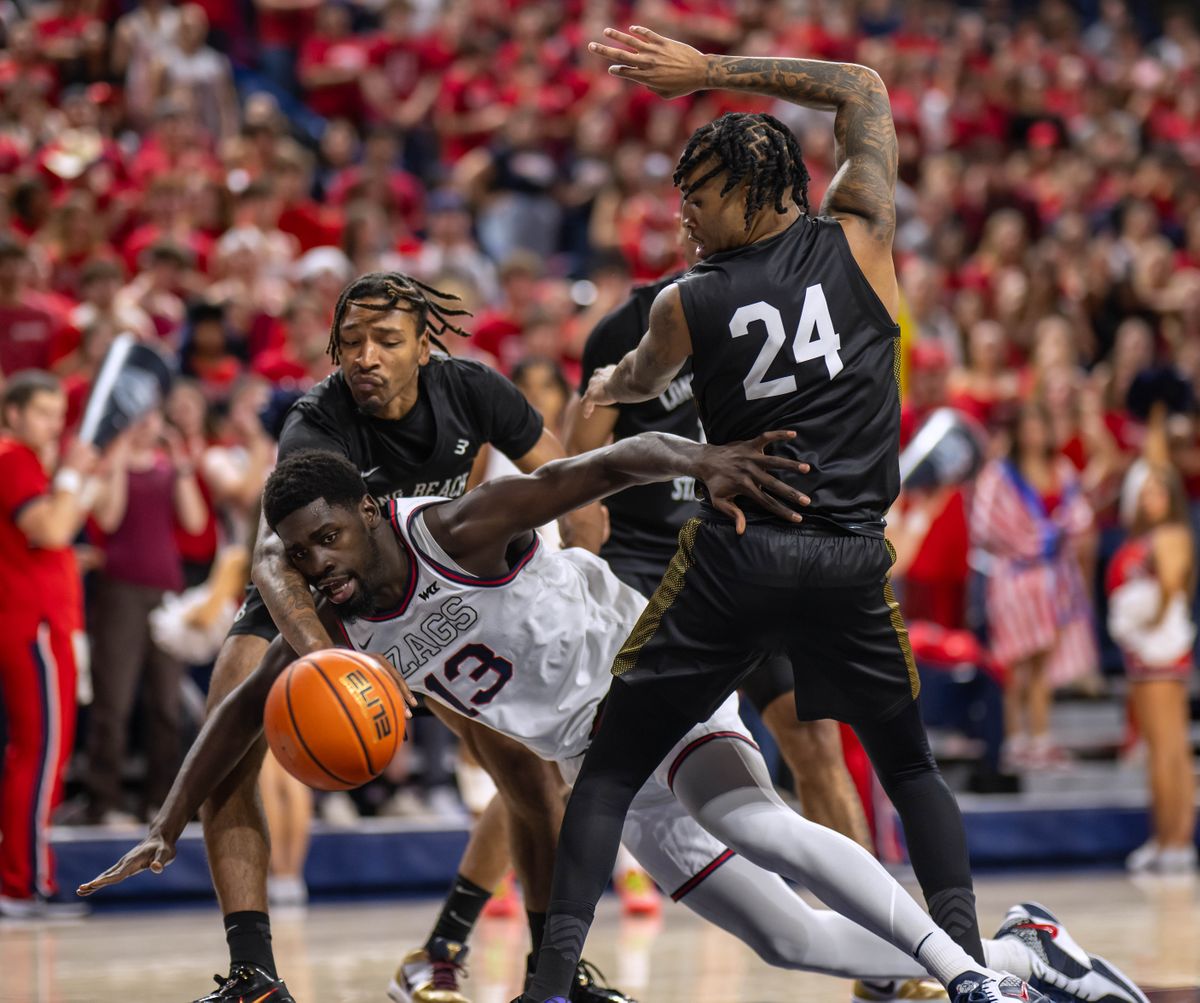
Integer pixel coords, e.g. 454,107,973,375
326,271,472,364
674,112,811,229
263,449,367,530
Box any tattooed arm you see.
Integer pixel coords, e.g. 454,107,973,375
588,26,898,240
251,508,335,655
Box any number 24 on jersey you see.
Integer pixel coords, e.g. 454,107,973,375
731,283,843,400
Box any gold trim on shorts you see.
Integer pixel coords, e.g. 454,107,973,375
884,538,920,699
612,518,702,677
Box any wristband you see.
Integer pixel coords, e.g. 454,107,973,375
53,468,84,495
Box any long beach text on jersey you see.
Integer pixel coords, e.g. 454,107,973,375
374,470,471,502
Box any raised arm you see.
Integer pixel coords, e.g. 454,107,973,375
588,27,897,237
425,429,809,570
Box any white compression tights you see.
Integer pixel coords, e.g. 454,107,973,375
650,737,1031,984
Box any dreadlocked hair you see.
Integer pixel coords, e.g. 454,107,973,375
673,112,811,229
326,271,473,363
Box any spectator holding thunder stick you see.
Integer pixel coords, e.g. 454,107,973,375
0,371,99,918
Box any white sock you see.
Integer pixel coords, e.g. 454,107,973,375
916,929,978,985
984,936,1031,979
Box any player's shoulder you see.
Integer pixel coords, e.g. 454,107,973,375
292,371,354,420
422,352,510,397
385,494,452,525
589,275,677,343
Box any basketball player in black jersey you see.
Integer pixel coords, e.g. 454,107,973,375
519,29,1012,1003
570,254,872,854
190,271,633,1003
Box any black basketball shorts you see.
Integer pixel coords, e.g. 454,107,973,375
607,553,794,715
226,583,281,642
612,518,920,728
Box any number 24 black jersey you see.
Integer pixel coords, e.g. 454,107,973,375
675,215,900,536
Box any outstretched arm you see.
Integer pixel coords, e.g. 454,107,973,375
588,27,897,238
78,635,298,895
425,429,810,570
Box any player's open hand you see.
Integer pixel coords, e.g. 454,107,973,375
362,650,418,719
581,364,619,418
692,430,811,534
588,26,709,100
77,828,177,896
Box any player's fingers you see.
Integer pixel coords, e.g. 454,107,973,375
753,429,797,449
589,41,650,65
78,853,143,895
630,25,670,44
603,26,653,50
754,454,811,474
749,483,805,524
741,475,805,523
710,496,745,535
752,469,810,506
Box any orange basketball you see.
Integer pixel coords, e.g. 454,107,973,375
263,648,406,791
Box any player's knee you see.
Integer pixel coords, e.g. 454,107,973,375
206,634,271,713
751,928,812,971
496,758,568,821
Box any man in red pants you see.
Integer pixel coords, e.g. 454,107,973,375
0,370,98,918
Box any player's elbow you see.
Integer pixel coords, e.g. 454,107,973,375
250,541,288,594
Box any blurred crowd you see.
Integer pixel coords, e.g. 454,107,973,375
0,0,1198,879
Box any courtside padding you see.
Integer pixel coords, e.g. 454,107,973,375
51,809,1198,906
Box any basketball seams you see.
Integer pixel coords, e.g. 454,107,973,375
284,666,355,788
307,657,377,776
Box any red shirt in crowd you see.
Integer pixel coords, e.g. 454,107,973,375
0,438,82,630
0,300,66,375
299,33,374,119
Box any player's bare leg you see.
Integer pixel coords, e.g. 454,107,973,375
191,632,297,1002
459,793,512,893
202,634,273,916
761,699,871,850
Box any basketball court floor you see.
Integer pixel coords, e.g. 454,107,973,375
3,872,1197,1003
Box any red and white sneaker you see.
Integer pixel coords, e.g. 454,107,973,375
994,902,1150,1003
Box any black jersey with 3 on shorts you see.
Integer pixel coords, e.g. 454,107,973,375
613,215,918,727
229,355,543,640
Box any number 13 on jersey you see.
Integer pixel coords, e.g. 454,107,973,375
731,283,843,400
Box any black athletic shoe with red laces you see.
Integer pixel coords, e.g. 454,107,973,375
191,963,295,1002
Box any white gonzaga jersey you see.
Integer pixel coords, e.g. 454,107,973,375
334,498,648,761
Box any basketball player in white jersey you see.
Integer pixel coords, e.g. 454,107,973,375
81,441,1145,1003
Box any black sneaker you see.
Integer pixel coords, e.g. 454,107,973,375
571,960,638,1003
192,963,295,1002
520,959,637,1003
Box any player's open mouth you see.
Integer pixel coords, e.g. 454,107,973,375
319,576,357,604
